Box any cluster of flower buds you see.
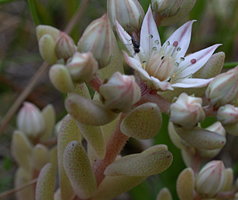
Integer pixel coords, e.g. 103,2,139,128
15,0,238,199
169,93,227,165
13,102,57,200
175,161,236,200
157,160,237,200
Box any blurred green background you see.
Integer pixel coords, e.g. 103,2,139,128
1,0,238,199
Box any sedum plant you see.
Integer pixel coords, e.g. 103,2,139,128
10,0,238,200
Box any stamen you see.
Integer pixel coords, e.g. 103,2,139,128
152,47,157,51
173,41,178,47
155,40,160,45
190,59,197,64
177,47,181,51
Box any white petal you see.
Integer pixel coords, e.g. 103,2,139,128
172,78,213,88
115,21,134,56
150,76,173,90
124,53,150,79
163,20,195,59
177,44,221,78
140,6,161,59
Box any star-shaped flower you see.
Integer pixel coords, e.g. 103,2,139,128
116,7,220,91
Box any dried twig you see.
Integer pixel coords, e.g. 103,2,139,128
0,0,90,135
0,179,37,199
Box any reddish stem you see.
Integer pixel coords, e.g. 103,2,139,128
89,75,103,92
93,115,129,185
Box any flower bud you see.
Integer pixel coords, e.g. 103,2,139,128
170,93,205,129
206,66,238,106
36,25,60,41
67,52,98,83
217,104,238,125
107,0,144,33
152,0,196,26
49,64,74,93
77,14,115,68
99,72,141,112
196,160,225,197
38,34,57,64
217,105,238,136
55,32,76,60
17,102,45,138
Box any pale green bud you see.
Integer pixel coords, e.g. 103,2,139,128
107,0,144,33
36,25,60,64
35,163,55,200
49,64,74,93
77,15,115,68
170,93,205,129
196,161,225,197
65,93,117,126
38,34,57,64
206,66,238,106
67,52,98,83
177,168,195,200
63,141,97,199
99,72,141,112
55,32,76,60
152,0,196,26
120,103,162,139
17,102,45,138
105,145,173,176
36,25,60,41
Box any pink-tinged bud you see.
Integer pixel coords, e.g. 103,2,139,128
17,102,45,138
217,104,238,136
55,32,76,60
107,0,144,33
77,15,115,69
170,93,205,129
152,0,196,26
196,160,225,197
99,72,141,112
217,104,238,125
67,52,98,83
206,66,238,106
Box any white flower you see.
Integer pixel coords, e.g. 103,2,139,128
116,6,220,91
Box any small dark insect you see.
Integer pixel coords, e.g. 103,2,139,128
131,36,140,54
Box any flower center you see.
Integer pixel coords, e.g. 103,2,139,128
144,52,176,81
